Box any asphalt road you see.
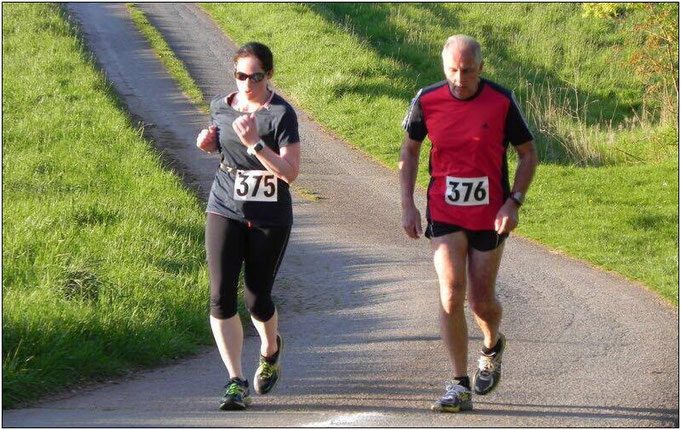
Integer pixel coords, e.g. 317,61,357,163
3,3,678,427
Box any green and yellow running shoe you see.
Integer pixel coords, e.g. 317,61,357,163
254,334,283,395
219,377,251,411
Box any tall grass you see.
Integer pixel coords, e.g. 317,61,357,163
199,3,678,303
518,77,678,166
3,4,213,407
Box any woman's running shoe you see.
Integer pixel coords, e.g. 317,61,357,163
254,334,283,395
220,377,251,410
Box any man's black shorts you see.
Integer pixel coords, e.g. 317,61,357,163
425,220,508,251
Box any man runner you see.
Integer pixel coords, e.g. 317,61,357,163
399,34,538,412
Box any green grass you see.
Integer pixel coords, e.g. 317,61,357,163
127,3,207,111
520,160,678,303
199,3,678,303
2,4,213,407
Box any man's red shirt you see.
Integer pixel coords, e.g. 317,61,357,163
403,79,533,231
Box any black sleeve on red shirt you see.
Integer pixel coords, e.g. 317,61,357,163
402,90,427,142
505,92,534,146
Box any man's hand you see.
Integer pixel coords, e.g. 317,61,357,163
196,125,218,152
494,200,519,234
232,112,259,147
402,205,423,239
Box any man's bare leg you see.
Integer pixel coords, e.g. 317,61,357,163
467,244,504,349
432,231,470,377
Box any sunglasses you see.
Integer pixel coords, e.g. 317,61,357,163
234,70,266,83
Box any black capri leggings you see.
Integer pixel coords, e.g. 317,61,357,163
206,213,291,321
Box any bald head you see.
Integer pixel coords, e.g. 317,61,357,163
442,35,482,66
441,35,483,99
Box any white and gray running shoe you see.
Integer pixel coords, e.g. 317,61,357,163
431,381,473,413
473,333,506,395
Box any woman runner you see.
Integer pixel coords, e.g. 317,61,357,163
196,41,301,411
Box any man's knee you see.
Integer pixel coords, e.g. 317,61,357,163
469,293,501,319
435,264,466,308
439,282,466,313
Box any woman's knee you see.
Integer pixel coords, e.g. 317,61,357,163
210,294,238,319
245,293,275,322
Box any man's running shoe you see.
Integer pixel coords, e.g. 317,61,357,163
254,334,283,395
473,333,506,395
219,377,251,410
431,380,473,413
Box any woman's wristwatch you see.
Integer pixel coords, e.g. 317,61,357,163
247,140,265,156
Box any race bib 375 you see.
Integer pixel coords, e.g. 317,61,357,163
233,170,278,202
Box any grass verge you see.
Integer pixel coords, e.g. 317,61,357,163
199,3,678,304
3,3,212,407
127,3,207,111
126,3,251,321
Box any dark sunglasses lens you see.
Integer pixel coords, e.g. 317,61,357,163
234,71,265,82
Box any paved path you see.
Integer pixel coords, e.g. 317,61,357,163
4,3,678,427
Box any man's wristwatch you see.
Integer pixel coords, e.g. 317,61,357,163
247,140,265,156
509,191,525,207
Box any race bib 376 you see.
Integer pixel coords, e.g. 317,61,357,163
445,176,489,206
